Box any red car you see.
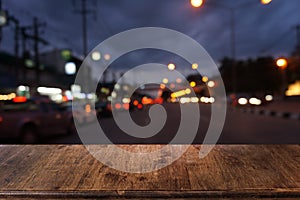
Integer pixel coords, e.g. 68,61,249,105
0,96,74,143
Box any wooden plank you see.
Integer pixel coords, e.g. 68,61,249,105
0,145,299,199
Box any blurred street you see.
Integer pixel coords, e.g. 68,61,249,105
1,0,300,145
46,101,300,144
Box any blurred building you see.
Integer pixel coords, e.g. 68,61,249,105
0,49,83,94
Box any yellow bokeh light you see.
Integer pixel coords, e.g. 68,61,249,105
162,78,169,84
261,0,272,5
285,81,300,96
167,63,176,71
202,76,208,83
185,88,191,94
192,63,198,69
190,0,203,8
190,81,196,87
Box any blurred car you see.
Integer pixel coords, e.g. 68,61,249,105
228,93,270,106
0,96,74,143
95,100,112,118
61,101,97,124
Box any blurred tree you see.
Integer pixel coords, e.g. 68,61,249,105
220,56,282,94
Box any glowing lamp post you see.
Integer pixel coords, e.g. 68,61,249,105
190,0,203,8
276,58,288,70
261,0,272,5
276,57,288,98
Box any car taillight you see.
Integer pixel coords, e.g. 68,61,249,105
122,103,129,110
137,104,143,109
13,96,27,103
115,103,122,110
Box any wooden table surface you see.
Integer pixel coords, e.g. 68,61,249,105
0,145,299,199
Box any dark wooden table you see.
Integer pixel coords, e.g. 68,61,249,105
0,145,299,199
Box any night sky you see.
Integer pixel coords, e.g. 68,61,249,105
1,0,300,66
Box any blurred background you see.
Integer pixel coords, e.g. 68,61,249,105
0,0,299,144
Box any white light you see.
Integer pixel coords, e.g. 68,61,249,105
37,87,62,95
65,62,76,75
73,93,86,99
249,97,262,106
50,94,63,102
238,98,248,105
111,91,117,98
265,95,273,101
207,81,215,88
199,96,214,104
65,90,73,100
115,84,120,90
91,51,101,61
191,97,199,103
122,98,130,104
180,97,190,104
71,84,81,93
87,93,95,99
18,85,26,92
167,63,176,71
0,11,7,26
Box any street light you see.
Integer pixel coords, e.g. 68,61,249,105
261,0,272,5
190,0,203,8
276,58,288,70
191,1,271,93
276,57,288,98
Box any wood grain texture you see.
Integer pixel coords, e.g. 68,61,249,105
0,145,299,199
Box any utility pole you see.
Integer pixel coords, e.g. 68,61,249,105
74,0,93,57
33,17,40,85
230,8,237,94
8,16,20,81
21,27,29,81
21,18,48,86
74,0,94,92
81,0,88,57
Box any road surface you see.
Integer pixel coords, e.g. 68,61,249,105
46,103,300,144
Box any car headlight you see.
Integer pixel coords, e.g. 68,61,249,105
238,98,248,105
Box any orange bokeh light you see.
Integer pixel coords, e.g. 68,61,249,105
276,58,288,69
